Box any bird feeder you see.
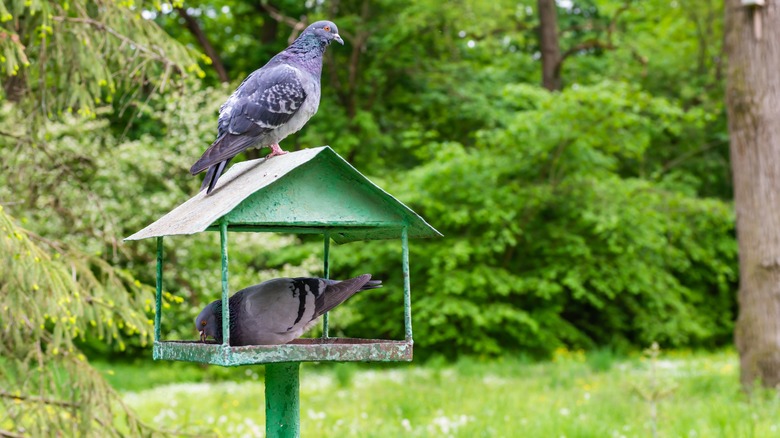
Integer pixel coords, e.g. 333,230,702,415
125,146,440,437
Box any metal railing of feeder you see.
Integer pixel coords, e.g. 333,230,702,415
150,222,416,365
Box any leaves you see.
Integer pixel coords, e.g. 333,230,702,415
318,82,736,357
0,0,203,118
0,206,161,436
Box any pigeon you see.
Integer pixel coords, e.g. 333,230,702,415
195,274,380,346
190,20,344,194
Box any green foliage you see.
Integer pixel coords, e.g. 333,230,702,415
0,90,321,346
0,0,202,118
322,82,736,357
0,206,166,436
0,2,207,435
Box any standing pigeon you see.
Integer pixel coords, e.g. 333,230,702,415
195,274,380,346
190,20,344,194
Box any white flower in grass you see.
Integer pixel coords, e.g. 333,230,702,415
243,418,262,436
307,409,326,420
559,407,570,416
431,414,472,435
401,418,412,432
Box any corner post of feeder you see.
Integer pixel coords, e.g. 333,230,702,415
322,231,330,338
154,236,163,343
402,225,412,342
265,362,301,438
220,219,230,347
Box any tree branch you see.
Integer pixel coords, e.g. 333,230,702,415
51,16,182,76
175,7,229,82
0,389,80,408
555,1,643,81
255,2,307,44
657,143,718,175
0,130,24,139
559,38,614,62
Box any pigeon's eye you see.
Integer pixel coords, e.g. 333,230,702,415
201,320,207,326
324,25,331,32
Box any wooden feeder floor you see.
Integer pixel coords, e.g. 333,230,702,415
153,337,413,366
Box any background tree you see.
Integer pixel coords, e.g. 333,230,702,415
538,0,562,90
725,0,780,390
0,0,202,434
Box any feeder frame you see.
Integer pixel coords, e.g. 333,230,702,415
126,146,440,438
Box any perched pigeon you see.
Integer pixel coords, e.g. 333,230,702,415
195,274,380,346
190,20,344,194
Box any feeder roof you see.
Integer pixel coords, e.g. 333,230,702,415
125,146,441,243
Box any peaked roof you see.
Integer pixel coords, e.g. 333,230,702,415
125,146,441,243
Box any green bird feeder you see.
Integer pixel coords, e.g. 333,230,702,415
125,146,440,437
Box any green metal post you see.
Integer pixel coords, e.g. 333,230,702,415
265,362,301,438
154,236,163,342
220,220,230,346
402,226,412,342
322,232,330,338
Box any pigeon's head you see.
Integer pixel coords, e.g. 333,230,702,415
195,301,219,342
304,20,344,46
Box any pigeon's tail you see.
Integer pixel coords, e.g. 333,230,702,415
191,133,262,176
314,274,380,319
360,279,383,291
199,159,231,195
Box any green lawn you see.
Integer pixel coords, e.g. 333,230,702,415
97,349,780,437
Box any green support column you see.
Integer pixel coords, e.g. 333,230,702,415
154,236,163,342
220,221,230,346
402,226,412,342
265,362,301,438
322,232,330,338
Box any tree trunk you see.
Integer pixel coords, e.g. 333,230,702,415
725,0,780,390
537,0,562,91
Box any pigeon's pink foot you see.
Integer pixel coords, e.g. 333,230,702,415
267,143,288,158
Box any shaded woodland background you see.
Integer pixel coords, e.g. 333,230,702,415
0,0,740,433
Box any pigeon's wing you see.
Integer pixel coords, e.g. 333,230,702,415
241,278,321,335
240,275,380,336
312,274,378,320
190,65,308,175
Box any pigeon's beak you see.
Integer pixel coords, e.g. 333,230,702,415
199,330,207,343
334,34,344,45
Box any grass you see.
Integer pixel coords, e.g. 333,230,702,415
95,349,780,437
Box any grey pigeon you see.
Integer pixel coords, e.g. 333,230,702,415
190,20,344,194
195,274,380,346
